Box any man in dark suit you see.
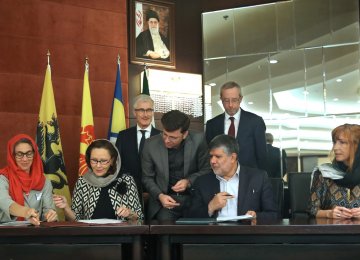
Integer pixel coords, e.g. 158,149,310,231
136,9,170,60
265,133,287,178
115,94,160,204
142,110,211,220
187,134,277,219
205,81,267,170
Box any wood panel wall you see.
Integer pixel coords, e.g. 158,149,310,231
0,0,128,191
0,0,282,192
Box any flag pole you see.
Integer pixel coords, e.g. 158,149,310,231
47,50,50,66
85,56,89,71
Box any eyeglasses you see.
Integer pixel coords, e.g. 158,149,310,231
135,108,154,114
222,98,241,104
14,151,34,159
90,159,111,166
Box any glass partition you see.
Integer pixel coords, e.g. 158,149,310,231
202,0,360,171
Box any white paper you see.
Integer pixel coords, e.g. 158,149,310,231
0,221,32,226
78,219,124,224
216,214,254,222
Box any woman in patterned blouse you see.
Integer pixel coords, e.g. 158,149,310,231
53,139,144,221
309,124,360,218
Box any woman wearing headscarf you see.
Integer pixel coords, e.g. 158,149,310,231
54,139,143,221
0,134,57,225
309,124,360,218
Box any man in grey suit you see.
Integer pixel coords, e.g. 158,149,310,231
142,110,211,220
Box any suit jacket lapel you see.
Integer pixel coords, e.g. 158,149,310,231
183,134,193,177
236,109,247,139
237,166,249,215
158,137,169,184
131,127,140,154
218,113,226,134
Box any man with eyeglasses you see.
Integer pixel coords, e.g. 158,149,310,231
205,81,267,171
142,110,211,220
115,94,160,208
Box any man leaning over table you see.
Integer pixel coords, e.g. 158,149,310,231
142,110,211,221
186,134,277,219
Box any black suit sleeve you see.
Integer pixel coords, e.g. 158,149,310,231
257,172,278,219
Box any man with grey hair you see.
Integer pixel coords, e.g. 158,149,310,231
187,134,277,219
115,94,160,205
205,81,267,171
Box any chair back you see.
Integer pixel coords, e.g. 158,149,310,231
269,177,284,218
288,172,312,218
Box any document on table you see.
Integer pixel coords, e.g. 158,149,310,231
176,215,254,224
78,219,124,224
216,214,254,222
0,221,32,227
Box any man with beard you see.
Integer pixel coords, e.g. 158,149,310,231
136,9,170,60
186,135,277,219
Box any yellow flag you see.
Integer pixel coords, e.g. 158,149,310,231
36,64,71,221
79,63,95,175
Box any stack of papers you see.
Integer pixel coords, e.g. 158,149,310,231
176,214,254,224
0,221,32,227
78,219,124,224
216,214,254,222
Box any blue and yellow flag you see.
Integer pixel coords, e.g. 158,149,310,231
79,60,95,176
108,57,126,144
36,62,71,221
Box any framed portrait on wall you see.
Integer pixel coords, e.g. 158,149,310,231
130,0,175,69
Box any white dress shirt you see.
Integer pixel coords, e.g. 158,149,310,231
224,109,241,137
216,164,240,217
136,125,152,150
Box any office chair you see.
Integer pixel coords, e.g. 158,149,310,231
269,177,284,218
288,172,312,218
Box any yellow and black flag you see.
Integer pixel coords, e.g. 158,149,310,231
36,51,71,220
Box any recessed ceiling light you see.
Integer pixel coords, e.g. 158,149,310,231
333,98,339,101
209,82,216,87
248,101,254,105
269,59,278,64
336,78,342,83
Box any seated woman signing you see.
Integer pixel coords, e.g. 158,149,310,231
54,139,143,221
0,134,57,225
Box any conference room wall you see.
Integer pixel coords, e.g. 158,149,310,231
0,0,128,191
0,0,282,193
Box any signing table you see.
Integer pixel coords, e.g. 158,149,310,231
150,217,360,260
0,221,148,260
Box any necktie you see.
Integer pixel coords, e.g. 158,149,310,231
228,117,235,137
139,130,147,153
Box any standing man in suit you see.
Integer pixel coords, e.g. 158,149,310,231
142,110,211,220
205,81,267,170
187,135,277,219
265,133,287,178
115,94,160,204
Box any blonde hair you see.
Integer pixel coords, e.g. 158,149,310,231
331,124,360,171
